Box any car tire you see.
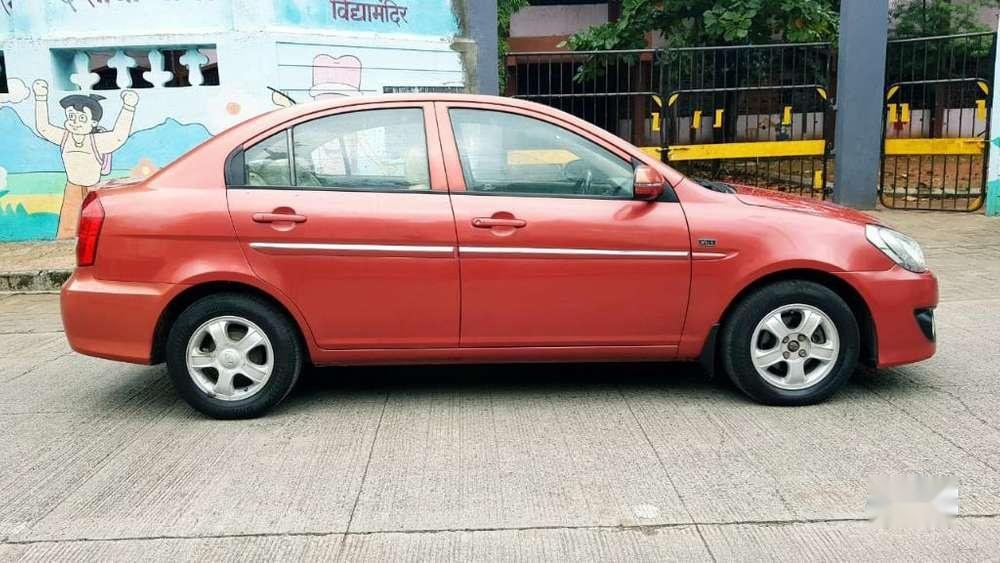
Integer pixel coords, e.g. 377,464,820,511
165,293,303,419
720,280,859,405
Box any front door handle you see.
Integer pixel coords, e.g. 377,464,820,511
472,217,526,229
253,212,307,224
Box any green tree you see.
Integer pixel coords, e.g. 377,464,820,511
562,0,839,52
890,0,1000,39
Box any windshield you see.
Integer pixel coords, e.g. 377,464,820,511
692,177,736,194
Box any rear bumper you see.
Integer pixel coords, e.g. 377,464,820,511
60,270,178,364
838,267,938,368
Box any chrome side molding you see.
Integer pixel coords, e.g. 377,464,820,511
249,242,692,259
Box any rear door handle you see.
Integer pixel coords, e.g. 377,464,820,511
253,212,307,224
472,217,526,228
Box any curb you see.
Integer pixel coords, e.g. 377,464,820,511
0,270,73,292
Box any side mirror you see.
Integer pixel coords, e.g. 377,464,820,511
633,165,666,201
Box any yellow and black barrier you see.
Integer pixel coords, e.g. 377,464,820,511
639,137,984,161
635,137,985,192
510,138,983,167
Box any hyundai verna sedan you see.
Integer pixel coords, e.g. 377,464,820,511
60,94,937,419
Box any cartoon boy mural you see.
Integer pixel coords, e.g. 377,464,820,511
31,80,139,239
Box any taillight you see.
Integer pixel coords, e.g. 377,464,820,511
76,191,105,267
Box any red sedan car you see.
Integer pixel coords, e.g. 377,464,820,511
61,94,937,419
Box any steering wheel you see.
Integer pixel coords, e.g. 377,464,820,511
564,159,593,194
578,169,593,195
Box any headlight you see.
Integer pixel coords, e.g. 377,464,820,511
865,224,927,273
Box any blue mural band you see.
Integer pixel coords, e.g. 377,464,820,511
0,0,466,241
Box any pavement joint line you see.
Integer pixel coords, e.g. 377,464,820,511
0,411,73,416
6,513,1000,546
866,386,1000,475
335,391,390,560
624,381,811,522
917,384,1000,435
5,351,74,385
616,385,717,563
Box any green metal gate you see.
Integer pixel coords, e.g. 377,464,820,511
657,43,835,198
880,32,997,211
505,32,997,211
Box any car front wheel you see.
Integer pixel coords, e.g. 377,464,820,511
165,293,303,419
720,280,860,405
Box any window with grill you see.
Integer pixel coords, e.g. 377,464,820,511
52,45,219,91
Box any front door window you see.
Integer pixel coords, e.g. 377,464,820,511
449,108,634,198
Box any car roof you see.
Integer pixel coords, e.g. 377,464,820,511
224,94,550,142
271,93,555,119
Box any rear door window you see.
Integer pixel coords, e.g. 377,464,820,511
292,108,430,191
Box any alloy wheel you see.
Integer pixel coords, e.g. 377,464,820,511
185,315,274,401
750,304,840,391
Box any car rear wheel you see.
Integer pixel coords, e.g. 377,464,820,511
166,293,303,419
720,281,859,405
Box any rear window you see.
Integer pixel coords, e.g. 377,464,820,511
245,130,291,187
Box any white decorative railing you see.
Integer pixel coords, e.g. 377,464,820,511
54,45,218,91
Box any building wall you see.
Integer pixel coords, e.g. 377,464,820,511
509,3,605,38
507,3,606,51
0,0,471,241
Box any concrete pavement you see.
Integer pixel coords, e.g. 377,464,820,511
2,209,1000,561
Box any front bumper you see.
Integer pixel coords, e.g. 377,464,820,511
60,269,179,364
838,266,938,368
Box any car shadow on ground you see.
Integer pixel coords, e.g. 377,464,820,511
851,365,929,396
92,360,923,420
295,360,714,394
282,360,908,408
278,361,926,413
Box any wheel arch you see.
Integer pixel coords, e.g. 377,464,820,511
714,268,877,368
151,280,313,365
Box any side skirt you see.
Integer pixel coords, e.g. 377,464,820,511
310,345,679,366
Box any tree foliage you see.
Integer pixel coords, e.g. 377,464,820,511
890,0,1000,39
561,0,839,52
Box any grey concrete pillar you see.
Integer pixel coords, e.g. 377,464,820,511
832,0,889,209
467,0,499,95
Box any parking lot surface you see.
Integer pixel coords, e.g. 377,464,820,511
2,209,999,561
